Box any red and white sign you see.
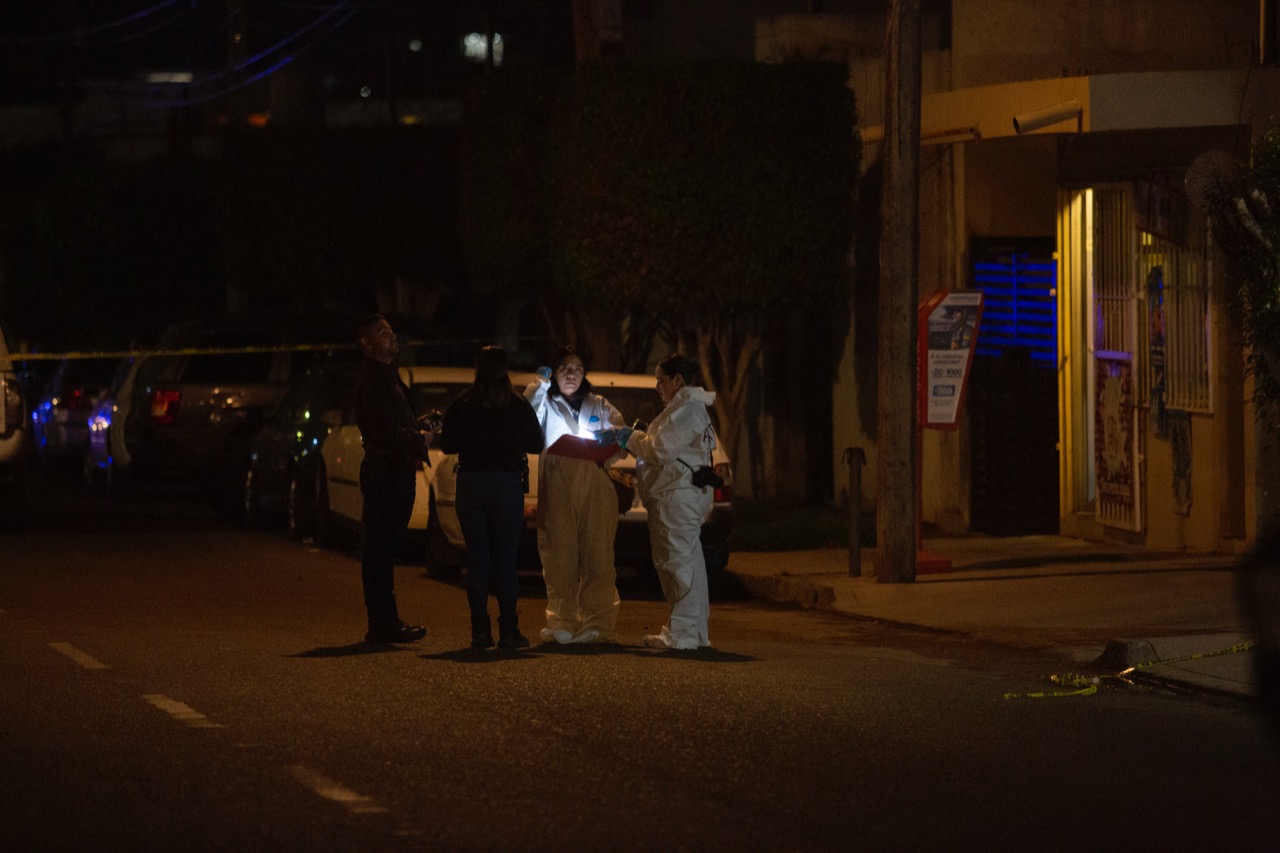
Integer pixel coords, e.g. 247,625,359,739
918,290,983,429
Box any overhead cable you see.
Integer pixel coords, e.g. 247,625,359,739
0,0,187,45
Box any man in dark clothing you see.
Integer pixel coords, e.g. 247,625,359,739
354,314,430,643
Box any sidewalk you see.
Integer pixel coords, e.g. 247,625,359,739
725,533,1258,699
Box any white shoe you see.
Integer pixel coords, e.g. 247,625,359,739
568,629,601,644
644,629,701,650
540,628,573,644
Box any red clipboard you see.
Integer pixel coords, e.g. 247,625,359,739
547,434,620,464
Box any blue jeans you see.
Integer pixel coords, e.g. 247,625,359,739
455,470,525,632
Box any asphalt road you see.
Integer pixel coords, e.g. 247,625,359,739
3,472,1280,852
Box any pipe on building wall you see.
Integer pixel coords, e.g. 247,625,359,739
1013,99,1082,135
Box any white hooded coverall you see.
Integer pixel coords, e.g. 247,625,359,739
525,378,625,641
629,385,717,650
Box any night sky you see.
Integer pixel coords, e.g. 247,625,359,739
0,1,579,106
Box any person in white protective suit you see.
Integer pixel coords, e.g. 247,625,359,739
525,345,627,644
621,353,718,650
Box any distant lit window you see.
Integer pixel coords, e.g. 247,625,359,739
147,72,194,84
463,32,503,65
409,39,423,52
360,86,372,98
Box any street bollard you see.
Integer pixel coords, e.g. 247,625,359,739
843,447,866,577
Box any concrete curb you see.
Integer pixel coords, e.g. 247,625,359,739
731,572,836,611
726,567,1257,700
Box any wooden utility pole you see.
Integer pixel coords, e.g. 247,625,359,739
876,0,922,583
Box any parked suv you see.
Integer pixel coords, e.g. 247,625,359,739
120,316,356,510
315,366,734,582
0,324,30,511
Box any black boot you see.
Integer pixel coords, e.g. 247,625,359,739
498,625,529,650
471,619,494,649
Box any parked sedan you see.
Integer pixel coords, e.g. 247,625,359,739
32,357,122,467
121,315,356,513
313,365,480,552
241,359,359,537
82,357,140,494
314,366,734,582
427,370,734,578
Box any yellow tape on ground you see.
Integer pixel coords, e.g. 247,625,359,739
1118,639,1257,677
1004,673,1099,700
1005,639,1257,700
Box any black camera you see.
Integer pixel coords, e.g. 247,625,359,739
413,409,443,466
418,409,444,434
690,465,725,490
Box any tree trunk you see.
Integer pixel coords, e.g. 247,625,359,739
877,0,922,583
696,324,760,490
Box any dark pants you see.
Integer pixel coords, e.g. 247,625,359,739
360,455,416,629
455,470,524,632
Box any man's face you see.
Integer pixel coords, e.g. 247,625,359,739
361,319,399,364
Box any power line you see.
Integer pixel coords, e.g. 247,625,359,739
85,1,361,108
135,6,362,107
90,6,198,48
0,0,189,46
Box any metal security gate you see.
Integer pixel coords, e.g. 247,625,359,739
1093,187,1143,531
968,238,1060,535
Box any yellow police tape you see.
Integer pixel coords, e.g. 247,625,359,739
1003,638,1258,700
5,338,499,362
1003,674,1099,700
8,343,359,361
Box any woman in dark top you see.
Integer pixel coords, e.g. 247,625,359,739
440,346,545,649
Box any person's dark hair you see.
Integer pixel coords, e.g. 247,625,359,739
658,352,700,387
465,345,516,408
355,313,386,341
549,343,593,400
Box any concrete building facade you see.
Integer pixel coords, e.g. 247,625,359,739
760,0,1280,553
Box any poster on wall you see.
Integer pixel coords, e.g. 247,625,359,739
1095,356,1137,525
918,290,984,430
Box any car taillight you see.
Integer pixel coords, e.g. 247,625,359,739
150,389,181,425
713,463,733,503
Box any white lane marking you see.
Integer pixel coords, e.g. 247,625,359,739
49,642,109,670
289,764,389,814
141,694,226,728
